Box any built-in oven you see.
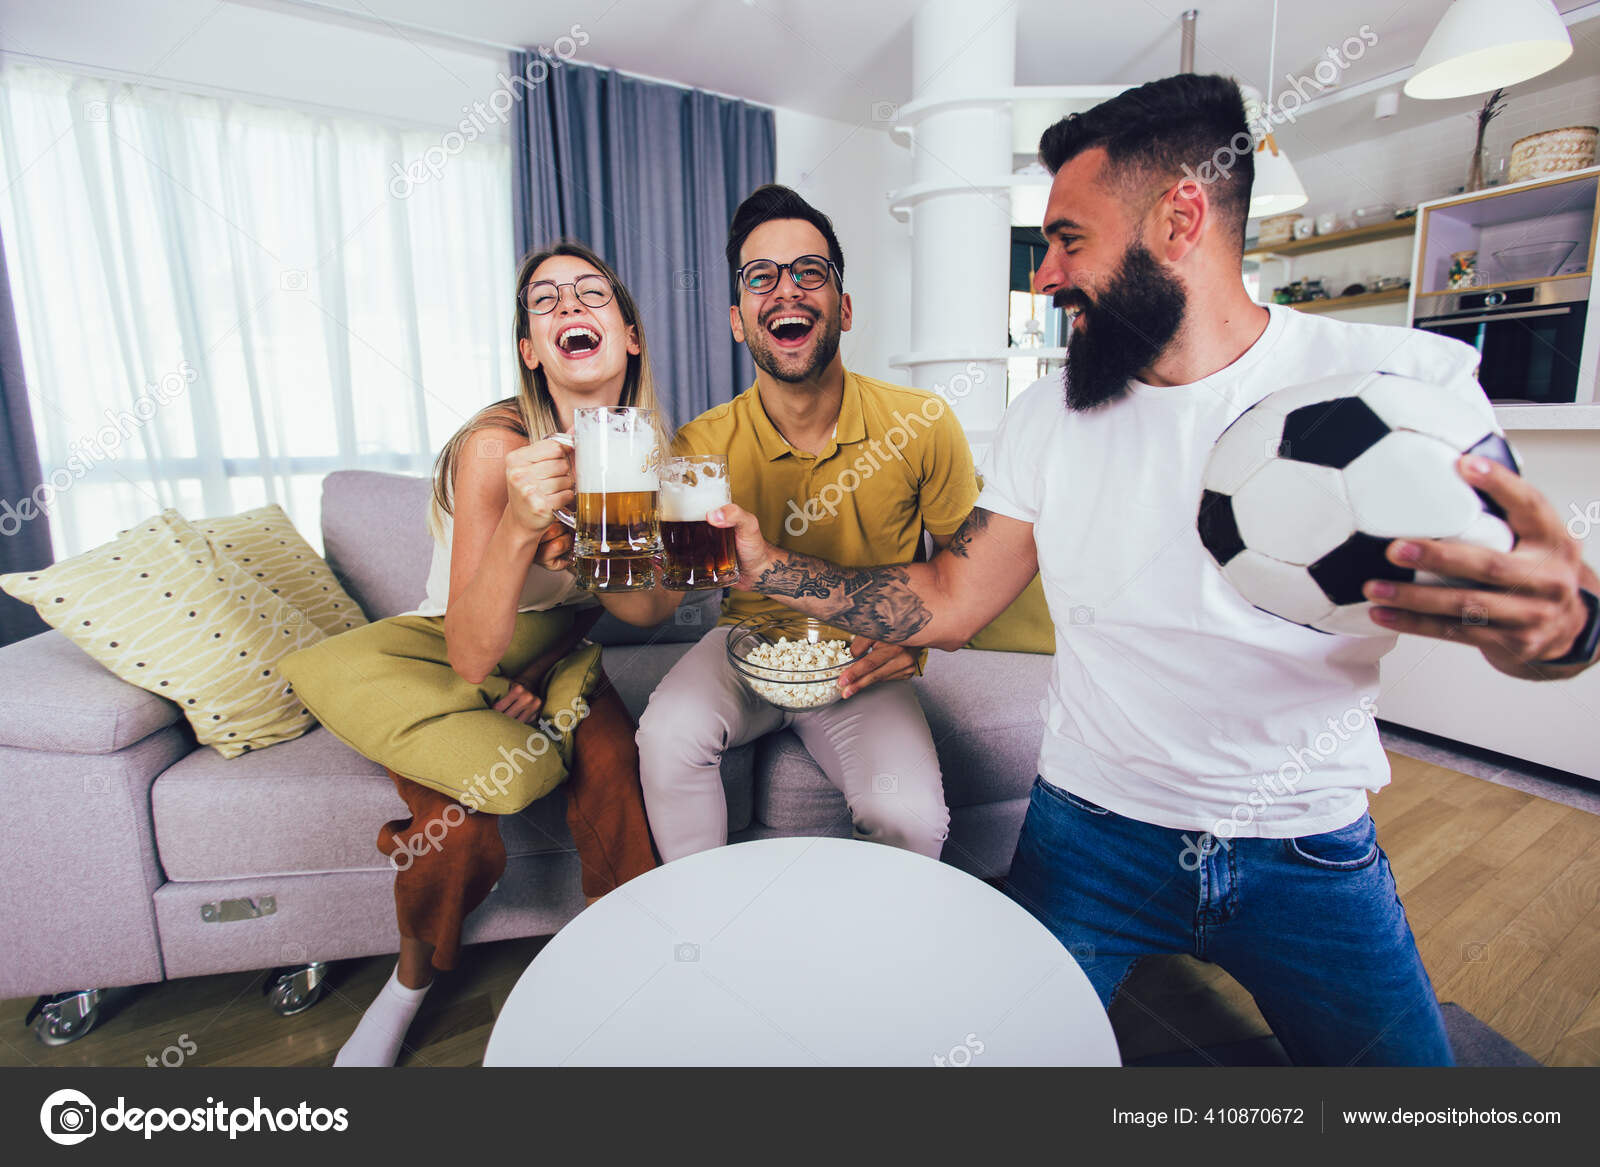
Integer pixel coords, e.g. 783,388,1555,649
1412,278,1588,405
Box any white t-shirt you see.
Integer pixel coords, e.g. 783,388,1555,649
976,304,1484,839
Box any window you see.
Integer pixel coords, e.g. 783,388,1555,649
1007,227,1065,404
0,64,514,555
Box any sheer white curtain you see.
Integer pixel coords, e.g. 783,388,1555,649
0,63,515,556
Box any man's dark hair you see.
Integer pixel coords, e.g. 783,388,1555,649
1038,73,1254,250
724,184,845,291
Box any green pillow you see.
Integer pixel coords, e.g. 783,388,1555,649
967,573,1056,654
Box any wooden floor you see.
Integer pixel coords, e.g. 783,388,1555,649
3,752,1598,1068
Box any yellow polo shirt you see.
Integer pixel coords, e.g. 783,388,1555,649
674,370,979,631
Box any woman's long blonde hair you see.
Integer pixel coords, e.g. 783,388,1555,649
428,240,665,535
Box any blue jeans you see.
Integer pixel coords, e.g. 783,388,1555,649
1004,777,1453,1066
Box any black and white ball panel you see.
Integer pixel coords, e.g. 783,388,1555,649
1197,370,1519,637
1196,490,1245,565
1360,369,1497,452
1343,430,1484,538
1466,432,1519,520
1204,404,1287,495
1224,549,1347,626
1280,396,1389,469
1310,532,1416,607
1231,459,1353,565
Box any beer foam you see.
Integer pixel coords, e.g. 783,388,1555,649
575,428,659,493
660,476,731,522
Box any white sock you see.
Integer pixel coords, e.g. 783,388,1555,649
333,964,430,1067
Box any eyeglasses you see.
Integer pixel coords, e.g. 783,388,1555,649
736,254,838,295
521,273,615,314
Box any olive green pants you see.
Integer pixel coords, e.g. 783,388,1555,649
280,610,601,814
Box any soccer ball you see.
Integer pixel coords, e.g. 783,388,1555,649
1197,371,1518,636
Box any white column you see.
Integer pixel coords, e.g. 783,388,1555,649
906,0,1015,437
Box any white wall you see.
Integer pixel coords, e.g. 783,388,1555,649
1292,75,1600,223
773,108,912,385
1378,427,1600,780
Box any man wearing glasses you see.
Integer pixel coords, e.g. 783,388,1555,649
635,184,978,861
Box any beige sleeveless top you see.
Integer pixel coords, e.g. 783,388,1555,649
408,511,589,617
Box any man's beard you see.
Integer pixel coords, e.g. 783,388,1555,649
1056,243,1187,412
746,306,842,385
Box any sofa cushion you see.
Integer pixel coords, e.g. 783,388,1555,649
320,470,435,621
0,630,182,754
912,647,1050,806
152,642,760,881
152,726,577,881
198,504,366,635
1,510,328,757
753,648,1047,830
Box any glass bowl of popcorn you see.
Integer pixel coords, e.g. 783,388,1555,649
725,613,857,710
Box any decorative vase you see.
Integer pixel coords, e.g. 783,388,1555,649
1466,146,1487,193
1448,250,1478,290
1466,89,1507,194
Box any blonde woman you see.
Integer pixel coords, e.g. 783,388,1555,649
283,241,681,1067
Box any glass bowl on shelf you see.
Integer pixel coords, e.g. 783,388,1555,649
1491,240,1580,283
1351,203,1396,228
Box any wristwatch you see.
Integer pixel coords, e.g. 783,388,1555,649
1541,587,1600,667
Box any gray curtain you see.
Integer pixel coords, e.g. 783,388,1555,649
511,55,775,426
0,227,51,646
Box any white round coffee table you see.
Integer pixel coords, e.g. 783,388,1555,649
483,836,1119,1066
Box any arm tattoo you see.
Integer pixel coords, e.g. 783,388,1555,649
947,508,991,559
751,553,933,642
747,558,844,600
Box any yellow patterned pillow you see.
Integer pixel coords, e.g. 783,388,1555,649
1,510,327,756
197,505,366,635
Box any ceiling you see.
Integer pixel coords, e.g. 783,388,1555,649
264,0,1598,149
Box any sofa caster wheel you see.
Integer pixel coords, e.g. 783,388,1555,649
265,962,328,1016
25,990,103,1047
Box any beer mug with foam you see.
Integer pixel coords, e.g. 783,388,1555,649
551,406,661,592
659,454,738,591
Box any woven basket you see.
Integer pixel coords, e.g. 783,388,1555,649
1257,213,1301,246
1508,126,1597,183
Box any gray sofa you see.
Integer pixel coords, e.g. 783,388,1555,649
0,470,1048,1045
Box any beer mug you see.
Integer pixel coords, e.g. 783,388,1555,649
659,455,738,591
551,406,661,592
